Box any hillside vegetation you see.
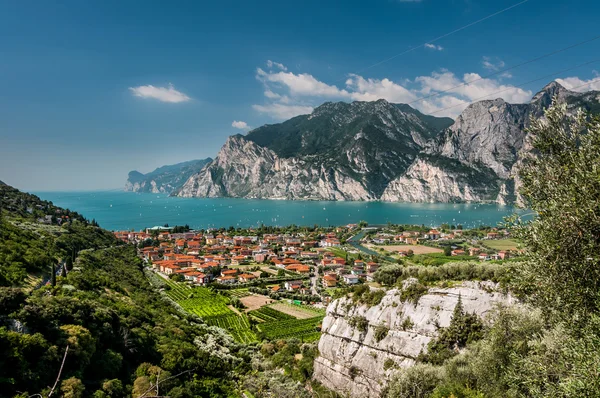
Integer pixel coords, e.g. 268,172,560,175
385,100,600,398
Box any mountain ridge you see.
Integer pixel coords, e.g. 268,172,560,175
170,81,599,203
125,157,212,194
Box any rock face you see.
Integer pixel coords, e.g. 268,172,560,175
125,158,212,194
176,100,453,200
313,282,515,397
175,81,600,203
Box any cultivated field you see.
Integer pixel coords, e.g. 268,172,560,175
366,244,443,254
270,302,325,319
481,239,520,251
240,294,273,311
162,278,257,343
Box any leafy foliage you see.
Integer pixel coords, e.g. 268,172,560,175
419,296,484,365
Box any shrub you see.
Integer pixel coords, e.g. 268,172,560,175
400,317,414,331
374,325,389,342
383,358,396,371
348,316,369,333
400,282,428,304
386,364,444,398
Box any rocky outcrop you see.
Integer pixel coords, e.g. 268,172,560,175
125,158,212,194
380,156,501,203
313,282,515,397
176,135,375,200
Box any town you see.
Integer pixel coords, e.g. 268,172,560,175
114,223,517,301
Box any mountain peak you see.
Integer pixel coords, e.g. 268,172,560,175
531,80,569,103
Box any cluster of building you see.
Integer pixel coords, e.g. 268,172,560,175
113,226,363,288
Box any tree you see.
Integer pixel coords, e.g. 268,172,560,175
512,99,600,327
443,246,452,256
60,377,85,398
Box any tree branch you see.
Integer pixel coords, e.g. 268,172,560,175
47,345,69,397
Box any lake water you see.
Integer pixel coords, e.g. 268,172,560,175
33,190,523,231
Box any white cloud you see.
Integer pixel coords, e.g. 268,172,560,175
129,83,191,103
252,103,314,120
266,60,287,71
232,120,250,130
424,43,443,51
251,59,533,120
555,76,600,92
416,71,531,103
264,90,281,99
482,56,505,71
257,68,348,97
346,74,417,103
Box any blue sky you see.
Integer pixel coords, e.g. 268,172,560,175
1,0,599,191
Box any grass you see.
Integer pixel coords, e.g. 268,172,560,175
256,316,324,340
227,288,251,298
248,306,294,322
481,239,520,251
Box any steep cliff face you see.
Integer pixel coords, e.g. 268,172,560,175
176,135,374,200
176,100,453,200
313,282,515,397
380,155,501,203
125,158,212,194
175,81,599,203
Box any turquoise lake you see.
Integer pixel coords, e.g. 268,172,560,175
33,191,523,231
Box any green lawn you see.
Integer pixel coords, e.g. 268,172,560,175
481,239,521,251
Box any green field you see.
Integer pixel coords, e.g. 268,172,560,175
248,306,295,322
256,316,324,340
157,276,325,343
481,239,520,251
227,288,251,298
163,278,257,343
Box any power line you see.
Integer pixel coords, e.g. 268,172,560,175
427,59,600,116
340,0,530,81
407,33,600,106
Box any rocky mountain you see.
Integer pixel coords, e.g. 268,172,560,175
382,82,600,204
175,81,600,203
125,158,212,194
313,281,515,397
175,100,453,200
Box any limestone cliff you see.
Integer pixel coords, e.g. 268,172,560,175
173,81,599,203
125,158,212,194
313,282,515,397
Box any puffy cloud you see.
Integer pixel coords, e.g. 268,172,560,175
346,74,417,103
416,71,532,103
252,59,533,120
257,68,348,97
266,60,287,71
252,103,314,120
232,120,250,129
129,83,191,103
424,43,443,51
482,56,505,71
555,76,600,92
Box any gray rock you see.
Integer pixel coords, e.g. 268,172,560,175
312,282,516,397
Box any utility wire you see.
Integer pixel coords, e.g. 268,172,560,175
341,0,530,81
427,59,600,116
407,33,600,106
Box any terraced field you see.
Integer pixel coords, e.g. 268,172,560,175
248,306,294,322
256,315,324,341
155,276,325,343
162,278,257,343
